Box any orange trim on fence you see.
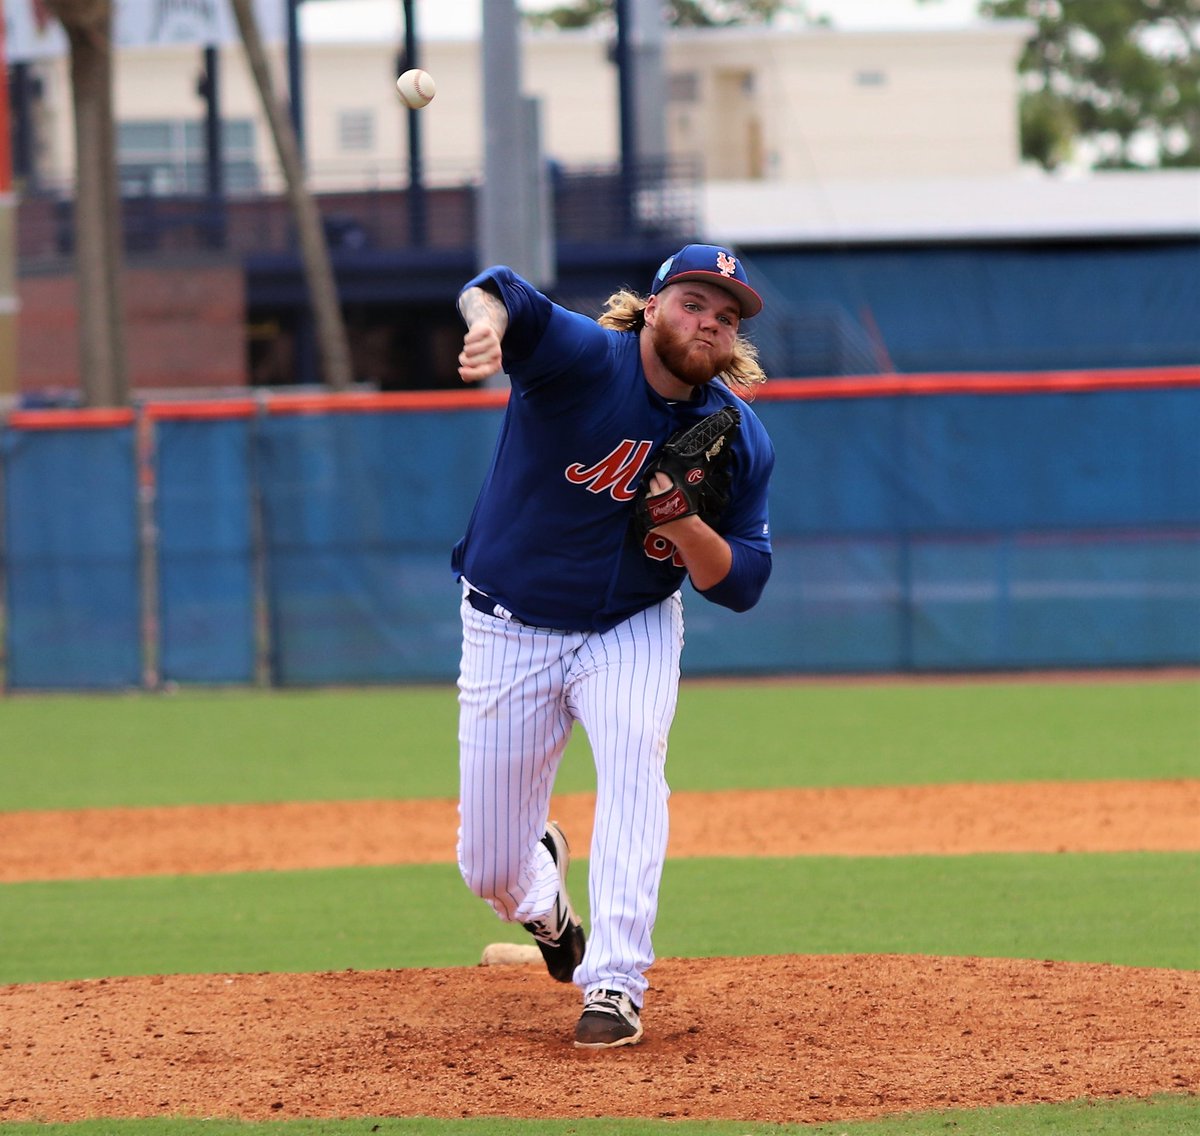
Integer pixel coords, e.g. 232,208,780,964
6,407,137,430
758,365,1200,402
7,367,1198,427
262,388,511,415
144,399,258,421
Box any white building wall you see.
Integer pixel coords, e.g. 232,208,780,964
773,30,1026,180
24,22,1030,194
28,52,70,190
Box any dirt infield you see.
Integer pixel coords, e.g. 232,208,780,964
5,780,1199,882
1,779,1198,1125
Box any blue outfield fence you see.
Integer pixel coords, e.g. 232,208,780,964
2,370,1198,691
678,380,1200,675
154,412,257,685
255,405,499,685
2,412,143,690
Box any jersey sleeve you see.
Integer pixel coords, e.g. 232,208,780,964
459,265,551,363
698,541,771,612
460,265,615,397
699,403,775,611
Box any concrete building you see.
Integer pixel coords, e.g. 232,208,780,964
10,16,1197,397
20,21,1030,195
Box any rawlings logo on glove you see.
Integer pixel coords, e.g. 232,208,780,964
634,406,741,534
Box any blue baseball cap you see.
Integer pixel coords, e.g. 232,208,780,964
649,244,763,319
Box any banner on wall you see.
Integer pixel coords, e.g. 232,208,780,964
4,0,287,61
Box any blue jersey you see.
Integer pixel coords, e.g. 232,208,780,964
452,266,774,632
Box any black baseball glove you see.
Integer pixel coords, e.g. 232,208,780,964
635,406,742,534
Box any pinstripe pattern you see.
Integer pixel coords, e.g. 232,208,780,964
456,585,683,1003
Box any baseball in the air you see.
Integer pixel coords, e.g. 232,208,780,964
395,68,436,109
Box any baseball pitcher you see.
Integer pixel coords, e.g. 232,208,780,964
453,245,775,1048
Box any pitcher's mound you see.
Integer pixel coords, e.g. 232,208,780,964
2,953,1197,1125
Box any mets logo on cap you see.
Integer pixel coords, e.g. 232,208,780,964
650,243,765,319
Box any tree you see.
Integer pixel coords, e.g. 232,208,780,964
43,0,128,407
979,0,1200,169
524,0,806,31
228,0,352,389
41,0,353,402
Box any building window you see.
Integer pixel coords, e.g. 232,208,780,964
117,119,259,195
338,109,376,152
669,72,700,103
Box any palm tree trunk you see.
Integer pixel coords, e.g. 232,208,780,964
229,0,352,389
45,0,128,407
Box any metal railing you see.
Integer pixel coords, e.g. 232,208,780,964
16,158,703,265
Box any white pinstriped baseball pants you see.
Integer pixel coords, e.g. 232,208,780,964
456,586,684,1006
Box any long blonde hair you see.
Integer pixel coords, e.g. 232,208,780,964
596,288,767,400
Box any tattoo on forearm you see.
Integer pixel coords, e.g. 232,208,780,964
459,287,509,336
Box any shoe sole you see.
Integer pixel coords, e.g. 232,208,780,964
530,821,585,983
545,821,582,929
545,820,570,885
573,1025,644,1050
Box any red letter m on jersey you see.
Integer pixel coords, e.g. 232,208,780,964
565,439,654,501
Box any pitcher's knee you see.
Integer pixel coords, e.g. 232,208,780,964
458,856,523,921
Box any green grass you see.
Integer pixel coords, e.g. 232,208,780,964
2,678,1197,1134
0,1096,1197,1134
0,688,459,809
657,852,1200,970
2,678,1197,810
670,678,1200,789
2,852,1195,984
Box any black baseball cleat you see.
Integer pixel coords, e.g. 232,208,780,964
522,821,586,983
574,988,644,1048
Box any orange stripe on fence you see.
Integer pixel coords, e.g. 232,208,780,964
7,367,1197,427
142,391,509,421
261,388,510,415
6,408,137,430
758,365,1200,402
144,399,258,421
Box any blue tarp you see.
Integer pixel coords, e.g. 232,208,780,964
154,416,256,684
753,240,1200,374
254,408,498,684
3,382,1197,688
3,425,142,689
682,388,1200,673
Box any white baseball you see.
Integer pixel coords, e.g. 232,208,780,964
395,68,436,109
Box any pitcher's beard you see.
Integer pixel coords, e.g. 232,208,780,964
651,322,734,388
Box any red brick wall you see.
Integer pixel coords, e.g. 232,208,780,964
17,261,248,396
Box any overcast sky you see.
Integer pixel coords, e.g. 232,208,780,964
302,0,987,41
